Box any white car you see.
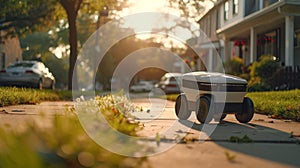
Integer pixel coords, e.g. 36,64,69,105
175,71,254,124
0,61,55,89
155,73,182,94
130,81,154,92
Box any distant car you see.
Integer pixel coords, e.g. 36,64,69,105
0,61,55,89
155,73,182,94
130,81,154,92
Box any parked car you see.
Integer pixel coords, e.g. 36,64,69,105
0,61,55,89
130,81,154,92
175,71,254,124
155,73,183,94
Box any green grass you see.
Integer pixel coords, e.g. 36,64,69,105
0,94,145,167
247,89,300,121
0,87,61,107
161,94,179,101
0,87,103,107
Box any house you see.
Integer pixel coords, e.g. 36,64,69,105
198,0,300,71
0,30,22,69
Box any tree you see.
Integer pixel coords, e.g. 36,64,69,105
0,0,56,41
58,0,128,90
2,0,126,90
58,0,82,90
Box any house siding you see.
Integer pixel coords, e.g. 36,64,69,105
0,30,22,69
198,0,300,68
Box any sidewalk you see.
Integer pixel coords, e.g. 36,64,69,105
133,98,300,168
0,100,299,167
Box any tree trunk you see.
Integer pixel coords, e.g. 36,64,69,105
59,0,82,91
67,13,78,90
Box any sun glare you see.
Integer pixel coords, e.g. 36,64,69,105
127,0,168,13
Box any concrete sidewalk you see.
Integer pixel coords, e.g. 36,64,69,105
0,100,299,167
0,101,73,129
132,98,300,168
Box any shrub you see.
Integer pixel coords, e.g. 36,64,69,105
248,55,280,91
225,56,244,75
255,55,280,83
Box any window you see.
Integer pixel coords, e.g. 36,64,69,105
295,29,300,48
257,29,280,61
233,0,239,15
263,0,278,8
215,9,219,29
224,1,229,21
206,15,211,37
0,53,5,69
245,0,259,16
8,62,34,68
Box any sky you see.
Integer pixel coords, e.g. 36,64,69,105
122,0,214,16
52,0,214,58
118,0,215,48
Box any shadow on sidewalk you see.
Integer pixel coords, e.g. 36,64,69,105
179,120,300,167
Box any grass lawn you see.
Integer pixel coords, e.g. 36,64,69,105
164,90,300,121
0,87,61,107
0,87,102,107
1,87,299,121
247,89,300,121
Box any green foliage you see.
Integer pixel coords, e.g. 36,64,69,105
247,80,271,92
0,87,61,107
0,95,144,167
42,54,69,89
161,94,180,101
247,89,300,121
229,135,253,143
224,151,237,162
93,94,141,135
225,56,244,76
253,55,280,82
0,0,58,40
248,55,280,91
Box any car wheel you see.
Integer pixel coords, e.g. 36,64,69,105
50,81,55,90
196,96,213,124
175,94,191,120
221,114,227,120
235,97,254,123
36,80,43,90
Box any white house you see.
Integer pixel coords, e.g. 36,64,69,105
198,0,300,70
0,30,22,69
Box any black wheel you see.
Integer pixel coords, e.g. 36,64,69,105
221,114,227,120
50,81,55,90
175,94,191,120
196,96,213,124
235,97,254,123
36,80,43,89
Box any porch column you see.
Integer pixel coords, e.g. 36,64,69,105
250,27,256,63
208,47,213,72
224,39,231,62
285,15,294,67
